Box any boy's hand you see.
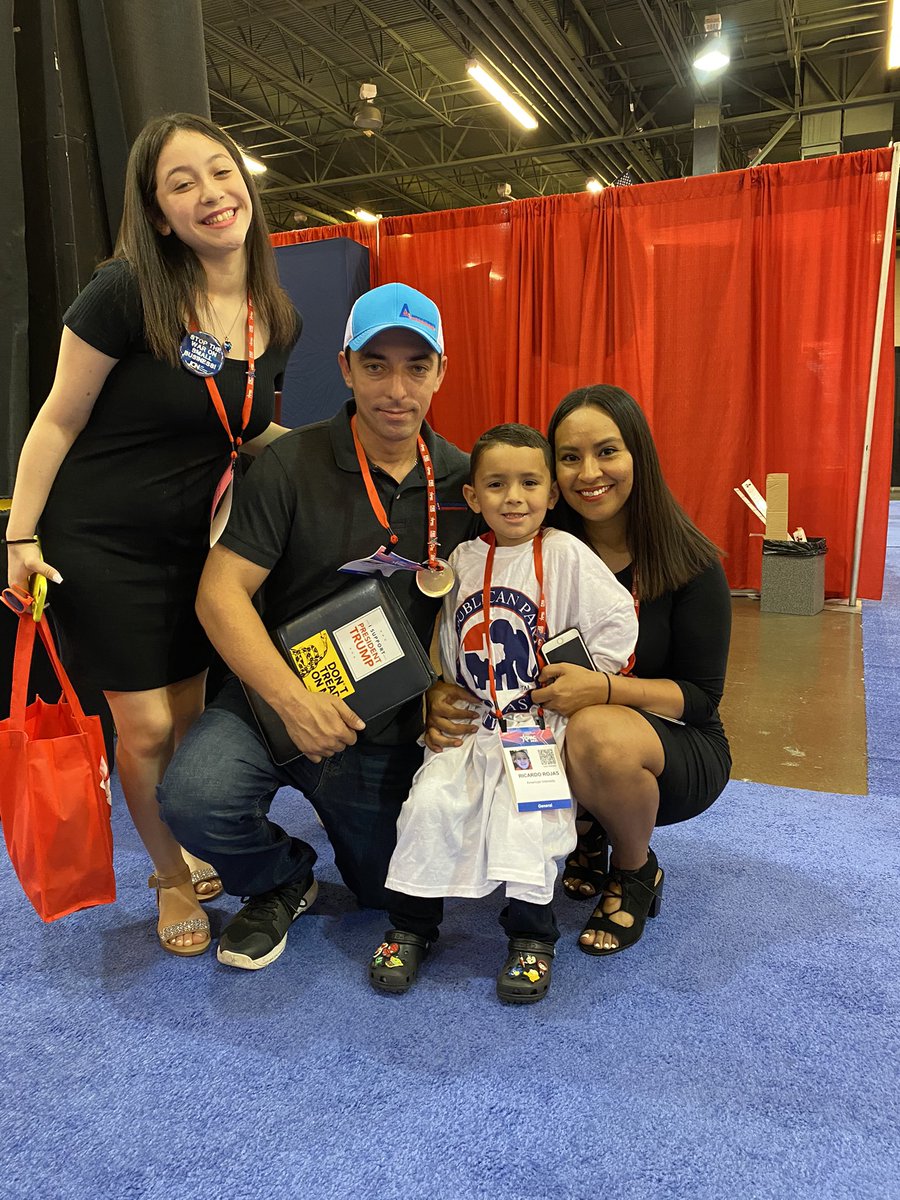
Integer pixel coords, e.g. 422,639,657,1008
424,679,480,753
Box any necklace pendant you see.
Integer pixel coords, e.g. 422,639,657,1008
222,339,232,353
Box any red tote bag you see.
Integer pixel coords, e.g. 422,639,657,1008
0,613,116,921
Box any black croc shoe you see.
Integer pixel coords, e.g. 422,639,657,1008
579,848,664,956
496,938,555,1005
369,929,430,993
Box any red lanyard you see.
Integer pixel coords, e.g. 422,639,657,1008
191,294,255,463
481,530,547,729
350,415,441,569
622,565,639,677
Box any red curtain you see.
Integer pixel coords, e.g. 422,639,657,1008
272,150,895,598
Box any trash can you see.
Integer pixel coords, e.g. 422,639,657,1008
760,538,827,616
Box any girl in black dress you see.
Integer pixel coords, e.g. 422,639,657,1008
5,114,299,956
532,384,732,955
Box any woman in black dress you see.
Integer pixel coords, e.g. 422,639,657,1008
531,385,732,955
5,114,299,955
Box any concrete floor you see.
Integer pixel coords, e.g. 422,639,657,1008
721,597,867,795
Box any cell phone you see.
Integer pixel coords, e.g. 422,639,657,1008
541,628,596,671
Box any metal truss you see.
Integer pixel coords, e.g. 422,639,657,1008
201,0,899,227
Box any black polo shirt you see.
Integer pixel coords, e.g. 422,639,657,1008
220,400,480,745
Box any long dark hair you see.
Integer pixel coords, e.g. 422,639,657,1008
113,112,296,365
547,385,720,600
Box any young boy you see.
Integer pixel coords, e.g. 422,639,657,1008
367,424,637,1003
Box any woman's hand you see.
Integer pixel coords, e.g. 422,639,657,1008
531,662,609,717
6,543,62,591
424,679,480,753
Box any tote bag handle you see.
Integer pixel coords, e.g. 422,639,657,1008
8,614,89,730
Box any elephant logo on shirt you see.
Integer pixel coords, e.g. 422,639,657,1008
459,610,536,696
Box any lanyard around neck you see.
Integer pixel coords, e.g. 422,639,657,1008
349,414,441,569
190,293,255,462
481,530,547,729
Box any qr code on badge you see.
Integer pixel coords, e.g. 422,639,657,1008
538,748,557,768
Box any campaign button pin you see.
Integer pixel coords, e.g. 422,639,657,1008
180,331,224,377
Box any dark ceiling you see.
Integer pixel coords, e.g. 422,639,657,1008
201,0,900,229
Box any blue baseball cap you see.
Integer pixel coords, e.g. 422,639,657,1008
343,282,444,355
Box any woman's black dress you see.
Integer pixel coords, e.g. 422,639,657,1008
615,559,732,825
40,259,299,691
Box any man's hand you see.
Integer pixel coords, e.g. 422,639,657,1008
531,662,607,718
424,679,480,753
277,682,366,763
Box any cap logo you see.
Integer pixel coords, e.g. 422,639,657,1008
399,302,437,334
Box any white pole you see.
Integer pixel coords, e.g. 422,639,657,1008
849,143,900,607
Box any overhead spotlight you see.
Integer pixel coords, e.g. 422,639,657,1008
291,211,308,226
466,60,538,131
496,182,512,198
242,154,267,174
585,178,603,193
693,14,730,73
353,82,383,137
353,208,382,223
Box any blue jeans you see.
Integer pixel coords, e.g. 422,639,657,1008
159,677,424,907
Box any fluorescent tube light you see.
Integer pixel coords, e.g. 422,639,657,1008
889,0,900,68
353,208,381,223
242,154,267,174
466,61,538,131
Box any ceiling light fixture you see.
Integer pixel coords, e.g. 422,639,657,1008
353,208,382,223
466,60,538,131
353,82,383,136
889,0,900,68
242,154,267,174
693,14,730,74
585,178,603,193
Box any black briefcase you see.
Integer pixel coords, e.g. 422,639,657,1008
242,575,436,764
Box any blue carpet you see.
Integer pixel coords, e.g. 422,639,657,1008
1,508,898,1200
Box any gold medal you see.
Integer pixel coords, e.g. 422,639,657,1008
416,559,455,597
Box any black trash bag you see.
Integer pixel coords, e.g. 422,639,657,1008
762,537,826,557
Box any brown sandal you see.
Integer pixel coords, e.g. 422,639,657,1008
149,867,211,957
190,865,224,903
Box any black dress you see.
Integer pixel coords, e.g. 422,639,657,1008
40,259,299,691
615,560,732,825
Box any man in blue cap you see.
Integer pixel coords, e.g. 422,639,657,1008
160,282,480,971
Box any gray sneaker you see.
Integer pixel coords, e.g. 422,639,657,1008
216,877,318,970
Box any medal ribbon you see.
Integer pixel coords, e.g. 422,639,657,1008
350,414,440,568
481,530,548,731
190,293,255,465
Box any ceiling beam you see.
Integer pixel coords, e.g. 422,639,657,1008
260,90,896,195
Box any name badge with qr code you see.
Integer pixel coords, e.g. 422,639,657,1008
499,723,572,812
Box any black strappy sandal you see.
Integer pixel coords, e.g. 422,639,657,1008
562,816,609,900
578,849,664,956
368,929,430,993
